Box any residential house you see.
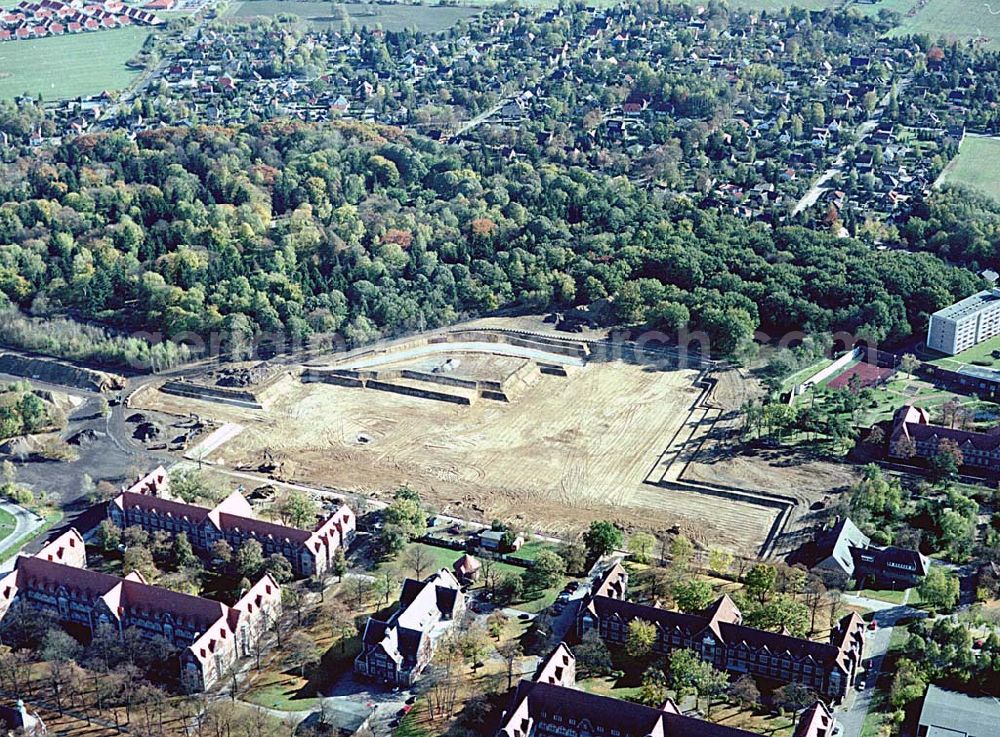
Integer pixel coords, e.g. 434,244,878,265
0,699,45,735
354,568,465,686
813,516,928,589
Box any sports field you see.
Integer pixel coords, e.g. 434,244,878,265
940,135,1000,202
0,27,150,100
226,1,480,31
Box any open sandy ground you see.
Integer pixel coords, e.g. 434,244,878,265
140,360,779,554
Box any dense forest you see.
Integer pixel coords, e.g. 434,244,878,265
0,121,989,366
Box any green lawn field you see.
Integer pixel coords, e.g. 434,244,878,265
0,507,15,546
227,1,480,31
926,331,1000,369
880,0,1000,49
0,28,150,100
941,135,1000,203
730,0,839,9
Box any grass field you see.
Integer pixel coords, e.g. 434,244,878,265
226,0,480,31
0,510,62,563
940,135,1000,203
387,542,566,614
850,0,915,15
0,508,15,545
0,28,150,100
926,332,1000,370
881,0,1000,49
843,372,975,427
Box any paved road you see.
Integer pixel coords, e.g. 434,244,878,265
834,591,925,737
0,501,45,570
449,97,510,139
792,78,910,216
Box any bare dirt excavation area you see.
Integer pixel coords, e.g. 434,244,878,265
139,329,782,555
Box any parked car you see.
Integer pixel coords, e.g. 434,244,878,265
565,581,580,592
868,619,879,631
856,676,867,691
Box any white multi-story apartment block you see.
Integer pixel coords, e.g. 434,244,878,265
927,288,1000,355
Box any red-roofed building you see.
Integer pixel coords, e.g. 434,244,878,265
355,568,465,686
890,404,1000,471
109,468,355,578
576,565,864,703
499,642,841,737
143,0,174,9
0,528,281,692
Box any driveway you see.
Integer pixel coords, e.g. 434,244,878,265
834,591,926,737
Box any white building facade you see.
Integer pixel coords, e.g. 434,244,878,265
927,288,1000,355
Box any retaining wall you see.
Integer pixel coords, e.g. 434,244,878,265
159,380,263,409
306,373,366,388
435,330,589,359
794,347,862,396
366,379,474,405
479,390,509,402
399,369,480,391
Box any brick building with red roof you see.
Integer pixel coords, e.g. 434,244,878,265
575,563,865,703
0,529,281,691
498,642,841,737
109,468,355,579
890,404,1000,471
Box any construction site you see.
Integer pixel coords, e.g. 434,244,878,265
132,324,830,556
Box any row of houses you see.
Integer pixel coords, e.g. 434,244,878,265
0,528,281,691
498,641,841,737
0,0,161,41
107,467,355,579
574,564,866,703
